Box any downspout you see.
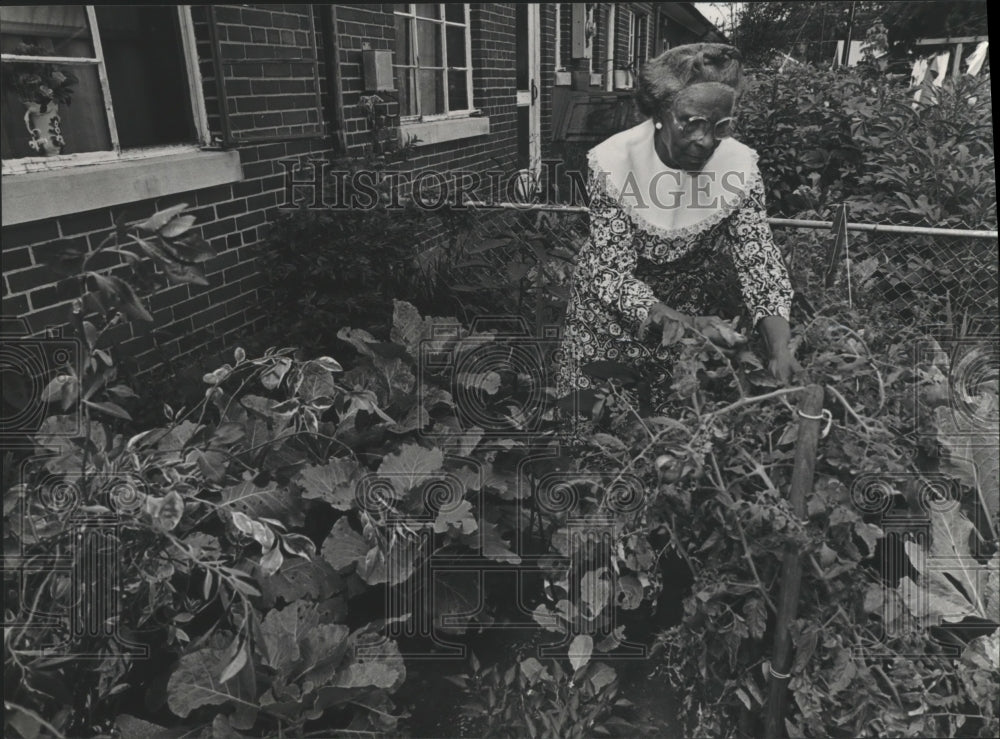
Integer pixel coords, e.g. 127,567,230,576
322,4,348,155
605,4,615,91
206,5,233,147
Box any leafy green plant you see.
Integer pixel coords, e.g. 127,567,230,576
452,645,652,738
255,145,471,352
3,207,417,738
739,64,995,229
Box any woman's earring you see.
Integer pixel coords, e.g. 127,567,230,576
654,121,663,130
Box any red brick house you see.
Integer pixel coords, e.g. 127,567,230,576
1,4,720,380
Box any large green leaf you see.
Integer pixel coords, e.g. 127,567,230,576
377,444,444,497
336,326,379,358
568,633,593,672
298,623,351,687
246,556,343,609
256,601,351,701
166,646,258,729
386,402,429,434
389,299,462,359
356,533,422,586
471,521,521,564
259,603,312,672
455,370,501,394
321,517,369,572
433,571,481,634
335,629,406,690
222,480,304,526
580,568,611,619
898,505,998,624
376,356,416,407
296,458,361,510
433,499,478,535
296,360,338,403
935,405,999,522
137,203,189,233
310,631,406,716
160,259,209,286
151,420,200,457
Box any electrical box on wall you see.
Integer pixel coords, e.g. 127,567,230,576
362,49,395,92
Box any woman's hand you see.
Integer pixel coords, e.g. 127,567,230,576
641,302,692,347
757,316,800,385
768,348,802,385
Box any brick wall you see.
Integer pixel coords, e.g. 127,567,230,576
200,4,325,142
615,6,632,68
2,3,525,377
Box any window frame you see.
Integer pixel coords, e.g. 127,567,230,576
625,9,636,69
554,4,566,72
1,5,211,175
585,3,595,74
616,7,649,89
632,12,649,72
392,3,475,123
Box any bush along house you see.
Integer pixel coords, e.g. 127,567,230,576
0,4,721,424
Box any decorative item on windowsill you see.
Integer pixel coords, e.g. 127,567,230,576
614,62,636,90
4,43,78,156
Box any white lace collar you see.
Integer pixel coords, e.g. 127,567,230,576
587,119,762,239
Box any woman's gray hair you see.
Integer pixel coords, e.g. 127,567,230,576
635,43,744,118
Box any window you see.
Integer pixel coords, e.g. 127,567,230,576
393,4,473,120
1,5,209,173
555,4,569,72
629,13,649,72
584,3,596,74
631,12,649,72
614,8,649,88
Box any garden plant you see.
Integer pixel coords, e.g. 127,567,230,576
2,63,997,739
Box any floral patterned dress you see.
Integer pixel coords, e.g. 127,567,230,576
554,122,793,415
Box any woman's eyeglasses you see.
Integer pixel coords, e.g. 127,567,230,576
669,112,738,140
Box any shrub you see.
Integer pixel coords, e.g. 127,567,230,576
739,64,995,229
255,193,435,352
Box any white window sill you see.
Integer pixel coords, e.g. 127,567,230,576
2,148,243,227
398,116,490,147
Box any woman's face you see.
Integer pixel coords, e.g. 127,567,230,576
655,83,736,172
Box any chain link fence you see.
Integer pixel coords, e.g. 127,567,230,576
774,218,999,320
437,203,998,330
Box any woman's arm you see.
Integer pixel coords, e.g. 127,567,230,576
577,168,685,337
725,175,798,381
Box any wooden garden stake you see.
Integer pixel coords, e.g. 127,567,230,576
764,384,825,739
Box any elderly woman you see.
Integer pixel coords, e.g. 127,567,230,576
555,43,798,415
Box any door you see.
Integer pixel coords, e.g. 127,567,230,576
515,4,541,183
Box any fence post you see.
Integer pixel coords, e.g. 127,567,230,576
823,203,850,296
763,384,825,739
